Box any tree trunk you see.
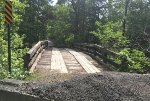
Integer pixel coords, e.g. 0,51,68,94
123,0,130,36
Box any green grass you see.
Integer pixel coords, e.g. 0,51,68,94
24,73,47,81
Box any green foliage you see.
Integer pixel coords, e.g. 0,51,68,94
11,68,28,80
0,0,29,80
91,21,129,50
19,0,52,47
114,48,150,73
126,0,150,50
47,5,74,47
53,0,150,51
64,33,74,47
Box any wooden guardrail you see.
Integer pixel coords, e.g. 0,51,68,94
24,40,48,70
74,43,119,67
74,43,150,69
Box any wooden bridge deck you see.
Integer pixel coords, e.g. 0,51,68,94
31,47,105,74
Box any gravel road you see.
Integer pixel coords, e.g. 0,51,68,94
20,72,150,101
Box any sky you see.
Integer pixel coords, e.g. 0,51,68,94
51,0,58,5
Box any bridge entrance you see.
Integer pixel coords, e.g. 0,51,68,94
25,41,109,76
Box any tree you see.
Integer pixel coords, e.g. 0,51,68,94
47,5,74,46
19,0,53,47
126,0,150,51
123,0,130,35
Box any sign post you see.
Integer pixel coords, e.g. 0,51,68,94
4,0,13,78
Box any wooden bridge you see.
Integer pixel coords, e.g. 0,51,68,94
24,40,119,74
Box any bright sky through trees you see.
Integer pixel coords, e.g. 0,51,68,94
52,0,58,5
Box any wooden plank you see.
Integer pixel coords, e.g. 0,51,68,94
66,48,101,73
51,48,68,73
66,49,92,73
75,56,94,73
81,55,101,72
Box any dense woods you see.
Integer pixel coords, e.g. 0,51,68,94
0,0,150,79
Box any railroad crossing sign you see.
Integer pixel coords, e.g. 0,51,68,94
4,0,13,78
4,0,13,25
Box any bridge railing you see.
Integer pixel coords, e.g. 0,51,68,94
74,43,119,67
24,40,48,70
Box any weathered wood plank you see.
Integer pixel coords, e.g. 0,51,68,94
51,48,68,73
66,48,101,73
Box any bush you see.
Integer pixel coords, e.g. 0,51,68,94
0,0,29,80
47,5,73,47
114,48,150,73
90,21,129,50
65,33,74,47
11,68,28,80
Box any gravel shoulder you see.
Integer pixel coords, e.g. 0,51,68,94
20,72,150,101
